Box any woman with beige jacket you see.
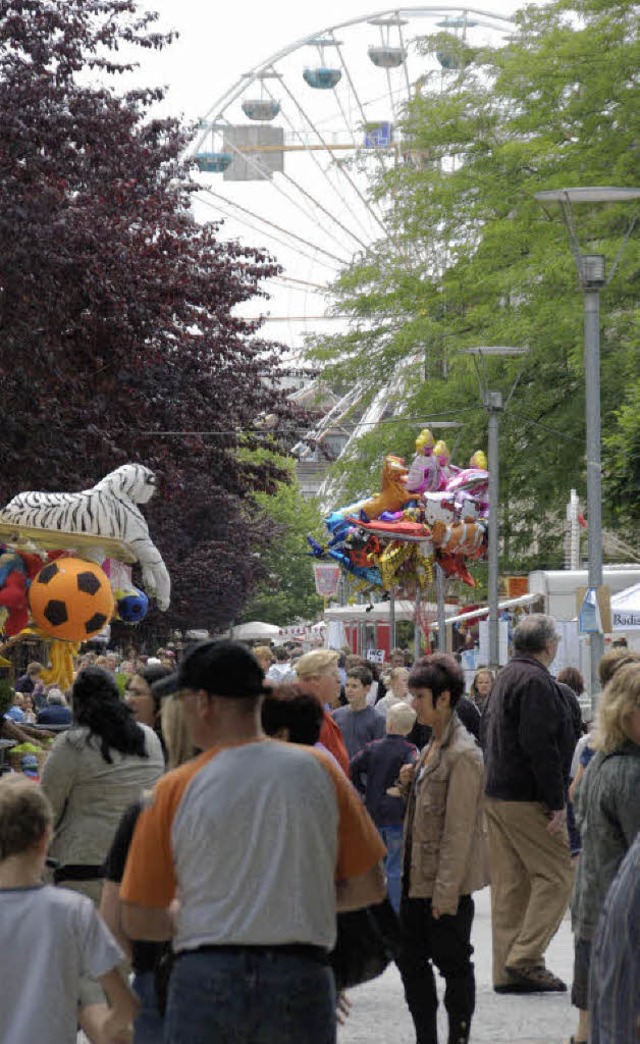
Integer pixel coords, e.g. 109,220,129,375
397,653,488,1044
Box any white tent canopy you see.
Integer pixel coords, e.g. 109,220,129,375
229,621,282,641
610,583,640,630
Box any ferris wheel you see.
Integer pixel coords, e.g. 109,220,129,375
188,7,514,346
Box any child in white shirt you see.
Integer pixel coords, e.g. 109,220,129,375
0,774,138,1044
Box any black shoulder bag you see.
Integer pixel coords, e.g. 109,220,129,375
329,898,402,991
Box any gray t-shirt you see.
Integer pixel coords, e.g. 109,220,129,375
0,884,122,1043
332,705,385,760
172,742,340,952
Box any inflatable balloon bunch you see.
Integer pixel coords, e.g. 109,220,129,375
310,430,490,595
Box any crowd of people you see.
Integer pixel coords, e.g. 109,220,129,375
0,615,638,1043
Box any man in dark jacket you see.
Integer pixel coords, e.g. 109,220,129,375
481,614,575,995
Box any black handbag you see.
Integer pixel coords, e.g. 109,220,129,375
330,898,402,991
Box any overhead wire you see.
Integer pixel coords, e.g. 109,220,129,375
261,80,374,251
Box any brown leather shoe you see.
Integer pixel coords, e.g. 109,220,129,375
505,964,567,992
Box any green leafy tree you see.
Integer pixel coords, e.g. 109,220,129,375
239,456,325,627
605,383,640,530
310,0,640,571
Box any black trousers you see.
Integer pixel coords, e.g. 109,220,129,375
397,894,475,1044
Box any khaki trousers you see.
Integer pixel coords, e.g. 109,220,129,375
484,798,574,987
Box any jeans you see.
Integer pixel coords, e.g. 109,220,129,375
397,895,475,1044
164,947,337,1044
133,970,164,1044
379,824,404,914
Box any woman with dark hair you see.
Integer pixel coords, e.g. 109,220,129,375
100,695,195,1043
41,667,164,902
125,663,174,753
397,653,488,1044
262,682,325,747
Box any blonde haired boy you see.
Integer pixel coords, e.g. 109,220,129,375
0,775,138,1043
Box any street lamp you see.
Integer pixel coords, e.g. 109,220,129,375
464,346,529,673
534,187,640,707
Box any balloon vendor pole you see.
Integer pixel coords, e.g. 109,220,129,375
389,587,396,651
414,589,421,661
436,563,447,653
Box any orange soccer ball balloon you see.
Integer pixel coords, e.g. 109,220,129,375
28,558,115,641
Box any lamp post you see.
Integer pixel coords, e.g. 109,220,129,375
534,187,640,707
464,347,529,674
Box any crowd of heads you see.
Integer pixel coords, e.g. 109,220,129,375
4,620,639,781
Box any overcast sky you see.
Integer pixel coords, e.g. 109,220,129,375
138,0,524,122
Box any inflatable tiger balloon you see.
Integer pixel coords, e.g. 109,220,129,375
0,464,171,611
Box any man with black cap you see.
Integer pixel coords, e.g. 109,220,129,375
120,640,386,1044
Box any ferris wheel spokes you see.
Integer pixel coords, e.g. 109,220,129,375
259,77,375,252
196,187,349,269
276,74,388,239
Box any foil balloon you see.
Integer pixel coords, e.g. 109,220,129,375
470,450,488,470
405,429,441,495
431,520,487,557
327,547,382,587
423,491,456,527
446,467,489,498
360,455,413,518
318,429,490,596
434,440,459,490
437,553,476,587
